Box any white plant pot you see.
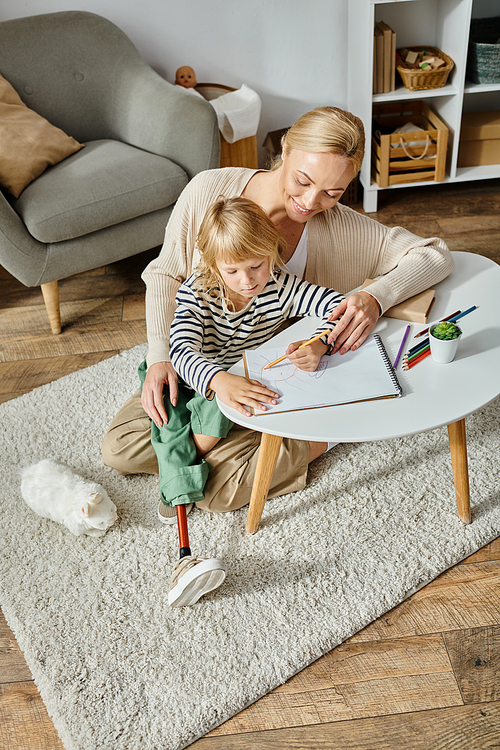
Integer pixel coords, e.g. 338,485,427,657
429,324,462,364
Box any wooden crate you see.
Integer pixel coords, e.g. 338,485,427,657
339,174,360,206
371,101,448,188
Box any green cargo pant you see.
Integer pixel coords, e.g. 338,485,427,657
138,361,233,507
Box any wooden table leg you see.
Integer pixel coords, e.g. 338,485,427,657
245,432,283,534
447,419,472,524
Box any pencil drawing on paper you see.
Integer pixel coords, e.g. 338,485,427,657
250,352,329,393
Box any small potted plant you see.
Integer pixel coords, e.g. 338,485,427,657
429,321,462,363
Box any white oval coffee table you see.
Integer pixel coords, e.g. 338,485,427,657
217,252,500,533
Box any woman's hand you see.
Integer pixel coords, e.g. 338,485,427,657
285,338,328,371
327,291,380,354
210,372,279,417
140,361,178,428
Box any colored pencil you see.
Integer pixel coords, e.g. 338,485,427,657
414,310,461,338
407,336,430,357
393,324,411,369
448,305,478,323
403,348,431,370
404,343,430,364
404,305,477,369
263,328,332,369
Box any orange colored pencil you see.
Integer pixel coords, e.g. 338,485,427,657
403,348,431,370
404,343,430,364
264,328,331,369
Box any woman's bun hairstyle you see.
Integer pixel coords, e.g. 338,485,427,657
272,106,365,173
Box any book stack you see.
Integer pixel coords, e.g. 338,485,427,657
373,21,396,94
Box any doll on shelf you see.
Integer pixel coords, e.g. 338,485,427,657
175,66,204,98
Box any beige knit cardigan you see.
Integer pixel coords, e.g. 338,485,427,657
143,167,454,366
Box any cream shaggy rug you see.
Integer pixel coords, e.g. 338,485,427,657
1,343,499,750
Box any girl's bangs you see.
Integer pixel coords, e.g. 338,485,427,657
219,243,271,265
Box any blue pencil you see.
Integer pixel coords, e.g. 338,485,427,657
414,310,461,338
448,306,478,323
409,307,477,354
393,324,411,369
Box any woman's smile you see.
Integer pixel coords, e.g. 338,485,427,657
291,197,316,216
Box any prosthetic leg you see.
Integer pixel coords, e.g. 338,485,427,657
177,503,192,559
167,503,227,607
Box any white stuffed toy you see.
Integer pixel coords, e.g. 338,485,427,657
20,459,118,537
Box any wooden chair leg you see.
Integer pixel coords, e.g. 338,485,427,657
447,419,472,524
41,281,62,334
245,432,283,534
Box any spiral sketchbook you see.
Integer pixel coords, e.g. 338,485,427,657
243,334,402,416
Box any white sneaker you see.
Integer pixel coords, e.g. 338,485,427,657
168,556,226,607
158,501,194,525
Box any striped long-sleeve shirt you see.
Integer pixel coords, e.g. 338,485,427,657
170,268,344,398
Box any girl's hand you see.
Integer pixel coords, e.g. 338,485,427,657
327,292,380,354
141,361,178,428
210,372,279,417
285,338,328,371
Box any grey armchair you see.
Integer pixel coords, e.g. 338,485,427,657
0,11,220,333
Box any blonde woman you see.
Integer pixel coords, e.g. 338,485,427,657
103,106,453,512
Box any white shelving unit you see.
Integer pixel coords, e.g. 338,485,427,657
348,0,500,213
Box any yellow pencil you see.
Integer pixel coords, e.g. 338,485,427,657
263,329,332,369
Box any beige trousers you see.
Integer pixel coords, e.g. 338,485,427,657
102,388,309,512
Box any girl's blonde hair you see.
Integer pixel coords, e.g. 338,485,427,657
195,196,286,308
271,106,365,174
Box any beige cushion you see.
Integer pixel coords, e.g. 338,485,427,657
0,73,83,198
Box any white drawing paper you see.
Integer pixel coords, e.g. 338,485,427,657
244,334,401,415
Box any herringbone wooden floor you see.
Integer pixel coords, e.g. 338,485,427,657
1,179,499,749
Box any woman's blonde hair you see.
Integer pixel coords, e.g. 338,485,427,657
194,196,286,309
271,106,365,174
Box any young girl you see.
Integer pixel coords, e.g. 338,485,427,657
141,196,344,606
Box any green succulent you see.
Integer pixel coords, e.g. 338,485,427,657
431,321,462,340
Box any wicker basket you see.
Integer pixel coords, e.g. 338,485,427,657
396,46,454,91
195,82,258,169
467,17,500,85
